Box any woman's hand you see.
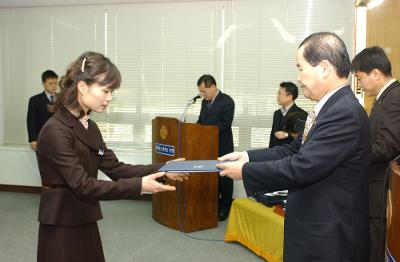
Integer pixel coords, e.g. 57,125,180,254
164,158,190,182
166,157,185,164
165,172,189,182
141,172,176,194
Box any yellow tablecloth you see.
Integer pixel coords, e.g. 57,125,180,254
225,198,284,262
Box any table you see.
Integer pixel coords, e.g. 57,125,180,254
225,198,284,262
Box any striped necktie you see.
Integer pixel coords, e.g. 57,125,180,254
371,98,377,110
302,110,316,144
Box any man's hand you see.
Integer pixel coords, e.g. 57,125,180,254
274,131,289,140
30,141,37,151
216,160,245,180
218,151,249,162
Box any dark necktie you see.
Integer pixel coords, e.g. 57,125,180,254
50,95,54,104
207,101,212,113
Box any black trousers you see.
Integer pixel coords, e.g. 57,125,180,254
369,217,386,262
218,175,233,212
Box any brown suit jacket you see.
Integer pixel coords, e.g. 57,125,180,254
36,107,162,226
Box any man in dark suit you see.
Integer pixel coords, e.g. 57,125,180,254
269,82,307,148
197,74,235,221
27,70,58,150
351,46,400,262
218,32,371,262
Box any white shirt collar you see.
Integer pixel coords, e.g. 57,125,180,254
314,85,347,117
210,89,220,104
280,102,294,116
376,79,396,100
44,91,55,101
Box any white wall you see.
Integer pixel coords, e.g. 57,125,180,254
0,145,41,186
0,10,3,144
0,145,247,197
0,145,150,186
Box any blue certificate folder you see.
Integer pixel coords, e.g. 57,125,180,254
159,160,224,173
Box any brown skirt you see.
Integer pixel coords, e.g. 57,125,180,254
37,222,105,262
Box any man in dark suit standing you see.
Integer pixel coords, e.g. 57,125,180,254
197,74,235,221
218,32,371,262
351,46,400,262
27,70,58,150
269,82,306,148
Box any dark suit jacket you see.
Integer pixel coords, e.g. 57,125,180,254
369,80,400,218
36,107,161,226
197,91,235,156
27,91,54,142
269,103,306,148
242,86,371,262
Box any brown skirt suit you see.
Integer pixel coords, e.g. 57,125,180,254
36,108,161,262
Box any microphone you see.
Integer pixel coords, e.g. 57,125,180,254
192,94,201,103
180,93,202,122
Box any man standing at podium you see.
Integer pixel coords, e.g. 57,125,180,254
197,74,235,221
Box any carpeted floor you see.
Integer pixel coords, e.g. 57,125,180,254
0,191,264,262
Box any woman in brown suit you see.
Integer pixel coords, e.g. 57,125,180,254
36,51,184,262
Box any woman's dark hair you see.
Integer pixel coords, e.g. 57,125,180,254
53,51,121,118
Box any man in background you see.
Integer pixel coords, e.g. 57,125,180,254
27,70,58,150
197,74,235,221
284,111,307,139
269,82,306,148
351,46,400,262
218,32,371,262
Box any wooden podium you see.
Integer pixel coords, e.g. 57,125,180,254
151,117,219,232
388,160,400,261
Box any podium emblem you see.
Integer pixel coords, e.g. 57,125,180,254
160,125,168,140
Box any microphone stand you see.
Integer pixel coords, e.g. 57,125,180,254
180,98,197,122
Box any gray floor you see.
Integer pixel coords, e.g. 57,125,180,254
0,192,264,262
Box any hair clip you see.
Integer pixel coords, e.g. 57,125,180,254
81,58,87,73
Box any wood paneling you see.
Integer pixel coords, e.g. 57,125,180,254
388,162,400,260
365,0,400,113
365,1,400,259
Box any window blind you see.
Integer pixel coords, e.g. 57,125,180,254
0,0,355,153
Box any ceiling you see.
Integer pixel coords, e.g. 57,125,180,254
0,0,202,8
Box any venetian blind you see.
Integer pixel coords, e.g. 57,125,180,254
0,0,355,153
